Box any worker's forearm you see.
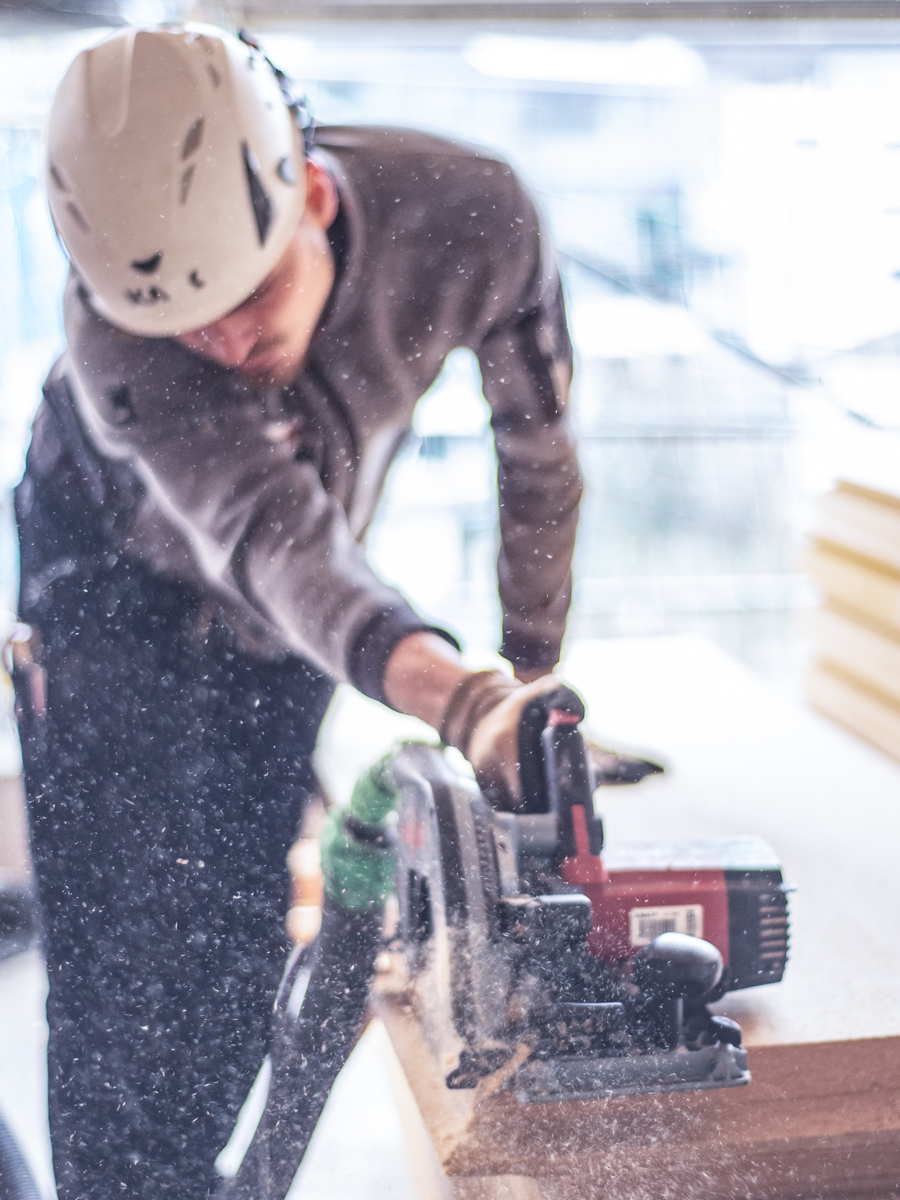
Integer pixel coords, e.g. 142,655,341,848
382,631,472,730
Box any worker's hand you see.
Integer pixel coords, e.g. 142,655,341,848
440,672,581,809
384,636,583,808
466,676,566,808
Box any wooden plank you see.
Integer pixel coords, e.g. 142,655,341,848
807,660,900,763
808,605,900,706
374,991,900,1198
805,541,900,637
813,484,900,574
836,479,900,514
376,1016,457,1200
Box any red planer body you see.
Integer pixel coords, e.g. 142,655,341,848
563,839,789,992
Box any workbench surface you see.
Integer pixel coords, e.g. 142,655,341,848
563,634,900,1049
357,636,900,1199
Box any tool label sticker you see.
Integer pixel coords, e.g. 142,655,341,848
629,904,704,946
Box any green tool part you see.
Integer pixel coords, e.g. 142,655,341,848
320,752,403,913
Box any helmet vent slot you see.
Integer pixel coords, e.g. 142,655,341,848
276,156,297,185
206,64,221,88
181,119,204,161
131,252,162,274
65,202,89,233
242,141,273,245
49,164,69,192
179,165,196,206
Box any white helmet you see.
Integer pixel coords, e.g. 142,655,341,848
44,25,307,338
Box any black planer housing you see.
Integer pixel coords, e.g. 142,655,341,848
391,688,790,1102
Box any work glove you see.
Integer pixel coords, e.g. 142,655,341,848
439,671,664,808
319,754,400,913
440,672,575,809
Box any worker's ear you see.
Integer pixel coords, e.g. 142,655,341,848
303,160,339,230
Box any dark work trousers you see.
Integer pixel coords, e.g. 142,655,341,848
15,561,336,1200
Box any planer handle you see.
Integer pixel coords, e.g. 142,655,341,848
516,686,602,859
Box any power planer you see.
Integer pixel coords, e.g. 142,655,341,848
390,686,790,1101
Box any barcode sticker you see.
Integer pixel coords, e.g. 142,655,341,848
629,904,704,946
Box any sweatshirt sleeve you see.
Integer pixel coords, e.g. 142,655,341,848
476,201,582,674
63,281,444,700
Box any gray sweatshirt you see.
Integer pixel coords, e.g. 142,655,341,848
22,126,582,702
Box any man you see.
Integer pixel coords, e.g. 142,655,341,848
15,24,581,1199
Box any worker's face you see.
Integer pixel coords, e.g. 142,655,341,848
176,160,338,387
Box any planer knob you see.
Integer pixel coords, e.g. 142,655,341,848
634,932,724,1001
634,933,725,1051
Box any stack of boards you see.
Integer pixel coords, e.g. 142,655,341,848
807,479,900,761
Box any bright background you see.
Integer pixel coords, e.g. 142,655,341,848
2,12,900,695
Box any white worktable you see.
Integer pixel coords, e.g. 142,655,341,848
561,634,900,1048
